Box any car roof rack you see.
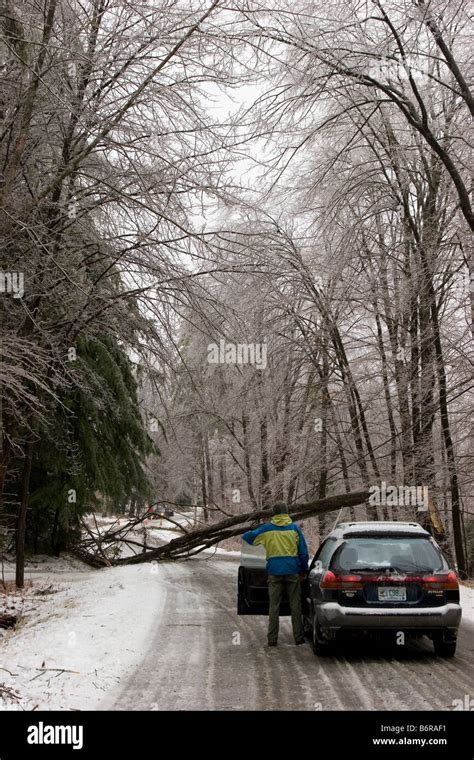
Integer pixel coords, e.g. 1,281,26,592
337,521,422,529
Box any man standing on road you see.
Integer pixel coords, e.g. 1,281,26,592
242,503,309,647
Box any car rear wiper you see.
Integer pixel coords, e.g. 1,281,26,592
347,566,397,573
392,565,440,574
348,565,441,575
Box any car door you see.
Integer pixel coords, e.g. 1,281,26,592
238,543,270,615
304,538,338,624
237,540,301,617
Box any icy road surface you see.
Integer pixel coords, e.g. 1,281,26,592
107,555,474,711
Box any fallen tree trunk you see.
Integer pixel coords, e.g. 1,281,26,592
74,490,369,567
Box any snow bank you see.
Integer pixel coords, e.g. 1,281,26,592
0,535,238,711
460,583,474,624
0,560,167,711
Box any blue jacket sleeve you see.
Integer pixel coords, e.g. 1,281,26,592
296,525,309,572
242,527,259,545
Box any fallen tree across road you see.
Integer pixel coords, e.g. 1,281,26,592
71,491,370,567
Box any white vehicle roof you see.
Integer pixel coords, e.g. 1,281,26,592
332,521,430,537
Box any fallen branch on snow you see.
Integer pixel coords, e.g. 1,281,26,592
0,683,21,702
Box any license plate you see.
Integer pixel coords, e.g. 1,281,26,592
378,586,406,601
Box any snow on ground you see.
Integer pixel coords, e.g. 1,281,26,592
459,583,474,624
0,523,239,711
0,556,168,710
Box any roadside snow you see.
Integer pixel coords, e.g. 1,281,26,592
460,583,474,624
0,533,238,712
0,559,167,711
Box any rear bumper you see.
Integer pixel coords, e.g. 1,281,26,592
317,602,462,631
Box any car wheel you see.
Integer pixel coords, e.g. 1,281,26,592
433,634,457,658
311,615,333,656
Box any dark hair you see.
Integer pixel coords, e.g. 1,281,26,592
272,502,289,516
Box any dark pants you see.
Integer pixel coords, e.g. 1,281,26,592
268,574,304,644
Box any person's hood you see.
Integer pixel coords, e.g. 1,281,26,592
270,514,292,527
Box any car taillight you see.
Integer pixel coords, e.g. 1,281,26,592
321,570,363,589
320,570,337,587
421,571,459,590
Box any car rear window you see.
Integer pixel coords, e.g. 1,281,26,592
331,537,446,574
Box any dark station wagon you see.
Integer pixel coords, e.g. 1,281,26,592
238,521,462,657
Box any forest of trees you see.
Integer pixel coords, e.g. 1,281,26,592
0,0,472,584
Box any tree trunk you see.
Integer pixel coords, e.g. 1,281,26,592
378,237,413,482
15,440,34,588
241,412,257,509
200,435,209,523
330,400,355,520
430,294,467,576
259,404,271,507
373,302,397,518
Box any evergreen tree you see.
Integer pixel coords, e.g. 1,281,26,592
24,335,154,553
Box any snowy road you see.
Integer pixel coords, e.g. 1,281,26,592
107,555,474,711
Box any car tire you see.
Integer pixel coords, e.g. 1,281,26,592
311,615,333,656
433,634,457,658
